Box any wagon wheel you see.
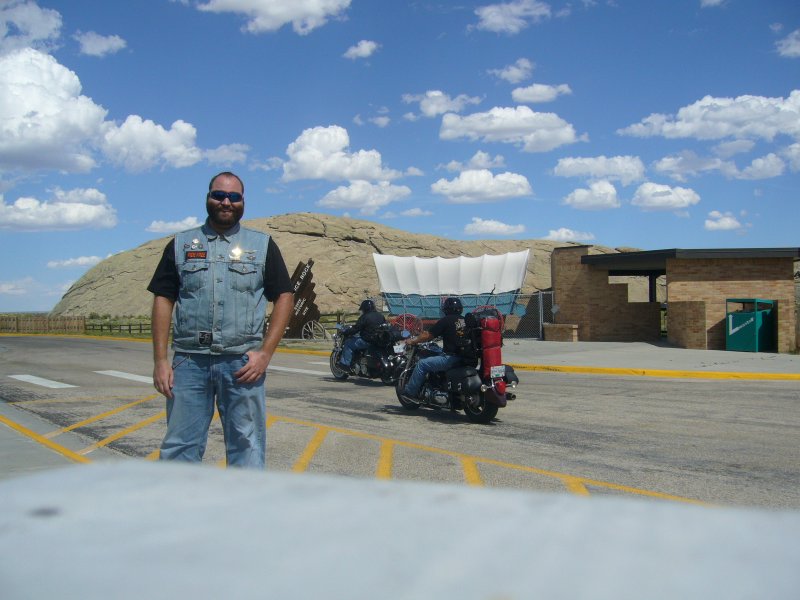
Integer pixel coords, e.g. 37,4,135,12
301,320,328,340
391,313,423,336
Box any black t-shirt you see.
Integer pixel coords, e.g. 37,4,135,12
429,313,468,355
147,236,293,302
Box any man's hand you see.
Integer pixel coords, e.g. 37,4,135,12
235,349,271,384
153,357,174,399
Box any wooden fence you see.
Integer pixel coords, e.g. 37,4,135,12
0,316,86,334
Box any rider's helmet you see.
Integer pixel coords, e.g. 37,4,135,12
359,299,376,313
441,297,463,316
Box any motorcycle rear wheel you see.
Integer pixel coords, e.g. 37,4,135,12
395,369,419,410
463,392,499,424
329,350,349,380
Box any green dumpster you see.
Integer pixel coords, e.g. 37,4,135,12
725,298,776,352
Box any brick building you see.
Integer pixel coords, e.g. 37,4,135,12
547,246,799,353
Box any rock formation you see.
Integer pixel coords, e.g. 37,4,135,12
50,212,620,317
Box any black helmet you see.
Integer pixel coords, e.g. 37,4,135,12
359,299,376,313
442,297,463,315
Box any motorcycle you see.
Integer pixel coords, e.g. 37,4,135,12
329,323,409,385
394,340,519,424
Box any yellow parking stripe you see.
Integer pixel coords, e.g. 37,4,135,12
78,411,165,455
376,441,394,479
270,414,703,504
461,457,484,486
43,394,160,439
0,414,90,464
292,428,329,473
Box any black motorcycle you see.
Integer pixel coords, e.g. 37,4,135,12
395,342,518,423
329,323,409,385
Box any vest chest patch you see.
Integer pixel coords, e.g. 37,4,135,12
185,250,207,260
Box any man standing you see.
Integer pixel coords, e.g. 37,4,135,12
148,172,294,468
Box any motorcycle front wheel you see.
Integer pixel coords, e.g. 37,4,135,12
394,368,419,410
329,350,349,380
463,391,499,424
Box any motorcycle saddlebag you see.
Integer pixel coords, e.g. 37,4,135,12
445,366,482,393
504,365,519,385
480,317,503,379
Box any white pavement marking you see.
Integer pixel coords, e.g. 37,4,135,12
8,375,77,389
309,361,329,366
269,365,328,377
95,370,153,384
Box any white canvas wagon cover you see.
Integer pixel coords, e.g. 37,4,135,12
373,250,529,295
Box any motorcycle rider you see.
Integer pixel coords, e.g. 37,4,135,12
399,297,469,403
337,299,387,370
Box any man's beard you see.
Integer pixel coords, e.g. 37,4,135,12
207,201,243,230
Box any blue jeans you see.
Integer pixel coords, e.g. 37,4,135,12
403,353,463,398
341,335,370,366
160,352,266,469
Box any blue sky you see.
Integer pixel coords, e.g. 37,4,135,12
0,0,798,312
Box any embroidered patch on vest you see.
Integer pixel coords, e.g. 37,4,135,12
185,250,207,259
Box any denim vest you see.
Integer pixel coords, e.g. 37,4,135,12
172,221,270,355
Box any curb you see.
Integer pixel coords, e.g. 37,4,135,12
275,346,800,381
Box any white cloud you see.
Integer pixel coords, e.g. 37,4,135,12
488,58,534,83
563,180,620,210
553,155,644,185
369,116,390,128
196,0,352,35
102,115,203,172
512,83,572,104
704,210,742,231
653,151,736,182
737,153,785,180
0,187,117,231
402,90,482,118
700,0,725,7
0,276,33,296
444,150,506,172
655,150,786,181
73,31,126,57
205,143,250,165
401,208,432,217
0,0,61,54
776,29,800,58
618,91,800,141
0,48,106,172
713,139,755,158
343,39,379,59
474,0,551,34
441,105,583,152
146,217,202,233
783,143,800,171
0,48,211,175
631,182,700,212
464,217,525,236
282,125,400,182
431,169,532,203
544,227,595,242
47,255,102,269
318,180,410,215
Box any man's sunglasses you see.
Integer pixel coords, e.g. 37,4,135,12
208,190,243,203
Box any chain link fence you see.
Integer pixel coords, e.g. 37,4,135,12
503,292,555,339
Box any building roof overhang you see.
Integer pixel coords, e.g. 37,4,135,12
580,248,800,276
